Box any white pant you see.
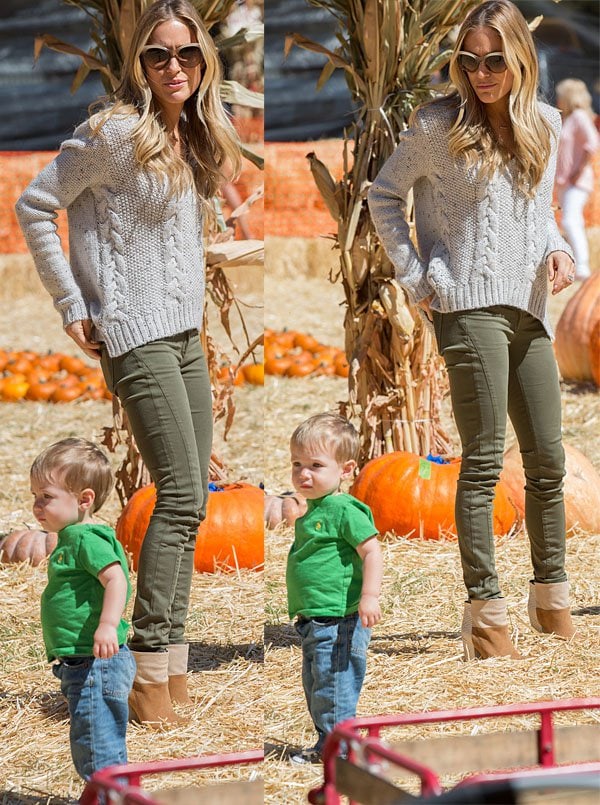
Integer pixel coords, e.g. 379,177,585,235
559,185,591,279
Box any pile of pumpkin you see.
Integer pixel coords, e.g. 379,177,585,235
264,329,349,378
0,349,110,403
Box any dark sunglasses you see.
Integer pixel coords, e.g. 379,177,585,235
141,44,203,70
457,51,507,74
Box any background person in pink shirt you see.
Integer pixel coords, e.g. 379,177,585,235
555,78,600,281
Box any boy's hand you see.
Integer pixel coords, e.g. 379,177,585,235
356,535,383,628
359,594,381,628
93,622,119,659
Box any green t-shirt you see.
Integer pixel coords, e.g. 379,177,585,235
286,493,378,619
41,523,131,661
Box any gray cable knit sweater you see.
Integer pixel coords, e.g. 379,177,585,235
367,100,573,337
15,114,204,357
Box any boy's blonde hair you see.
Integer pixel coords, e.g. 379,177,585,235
30,438,113,513
290,414,360,465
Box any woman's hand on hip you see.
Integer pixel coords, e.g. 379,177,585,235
417,294,435,321
547,251,575,295
65,319,102,360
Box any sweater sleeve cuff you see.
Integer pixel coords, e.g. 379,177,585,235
544,229,574,264
400,271,432,305
61,299,91,328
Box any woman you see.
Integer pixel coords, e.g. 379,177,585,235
368,0,575,659
554,78,599,281
16,0,241,721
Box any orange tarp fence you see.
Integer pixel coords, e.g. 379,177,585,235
264,140,345,239
3,136,599,252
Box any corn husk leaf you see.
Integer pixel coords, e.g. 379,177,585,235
307,153,341,220
220,81,264,110
33,35,111,78
206,239,264,268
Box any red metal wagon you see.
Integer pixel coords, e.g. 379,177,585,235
308,698,600,804
79,748,263,804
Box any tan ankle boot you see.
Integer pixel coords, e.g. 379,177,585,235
167,643,193,705
461,601,475,660
470,599,521,659
528,581,575,639
129,650,188,727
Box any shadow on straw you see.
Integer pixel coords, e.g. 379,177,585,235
187,640,263,671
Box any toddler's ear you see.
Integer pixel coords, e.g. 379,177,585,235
79,488,96,512
341,459,357,479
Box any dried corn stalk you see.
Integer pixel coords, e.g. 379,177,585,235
288,0,485,462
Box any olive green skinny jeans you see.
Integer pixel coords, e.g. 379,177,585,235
432,306,567,600
101,331,212,650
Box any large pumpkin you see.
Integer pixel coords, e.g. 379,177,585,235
350,452,518,540
500,442,600,535
0,529,58,566
554,272,600,382
116,483,264,573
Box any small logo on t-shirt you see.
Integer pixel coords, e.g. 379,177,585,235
55,553,64,563
315,522,322,530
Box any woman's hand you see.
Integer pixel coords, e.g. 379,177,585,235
417,294,435,321
547,251,575,296
65,319,102,360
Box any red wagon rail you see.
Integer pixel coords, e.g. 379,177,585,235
309,698,600,804
80,747,263,805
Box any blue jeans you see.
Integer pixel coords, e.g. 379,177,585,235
295,613,371,752
52,645,136,780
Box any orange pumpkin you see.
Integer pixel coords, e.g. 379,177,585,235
59,354,88,375
554,272,600,382
500,442,600,535
286,359,317,377
1,375,29,401
216,365,245,386
264,493,307,529
351,451,518,539
51,383,83,403
6,356,33,375
243,363,265,385
26,380,59,402
0,529,58,566
294,333,321,352
116,482,264,573
265,356,293,376
37,352,62,373
334,353,350,378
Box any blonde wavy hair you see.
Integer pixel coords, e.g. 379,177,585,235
555,78,594,118
444,0,552,197
91,0,241,204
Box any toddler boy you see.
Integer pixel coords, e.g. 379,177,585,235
31,438,134,780
286,413,383,764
